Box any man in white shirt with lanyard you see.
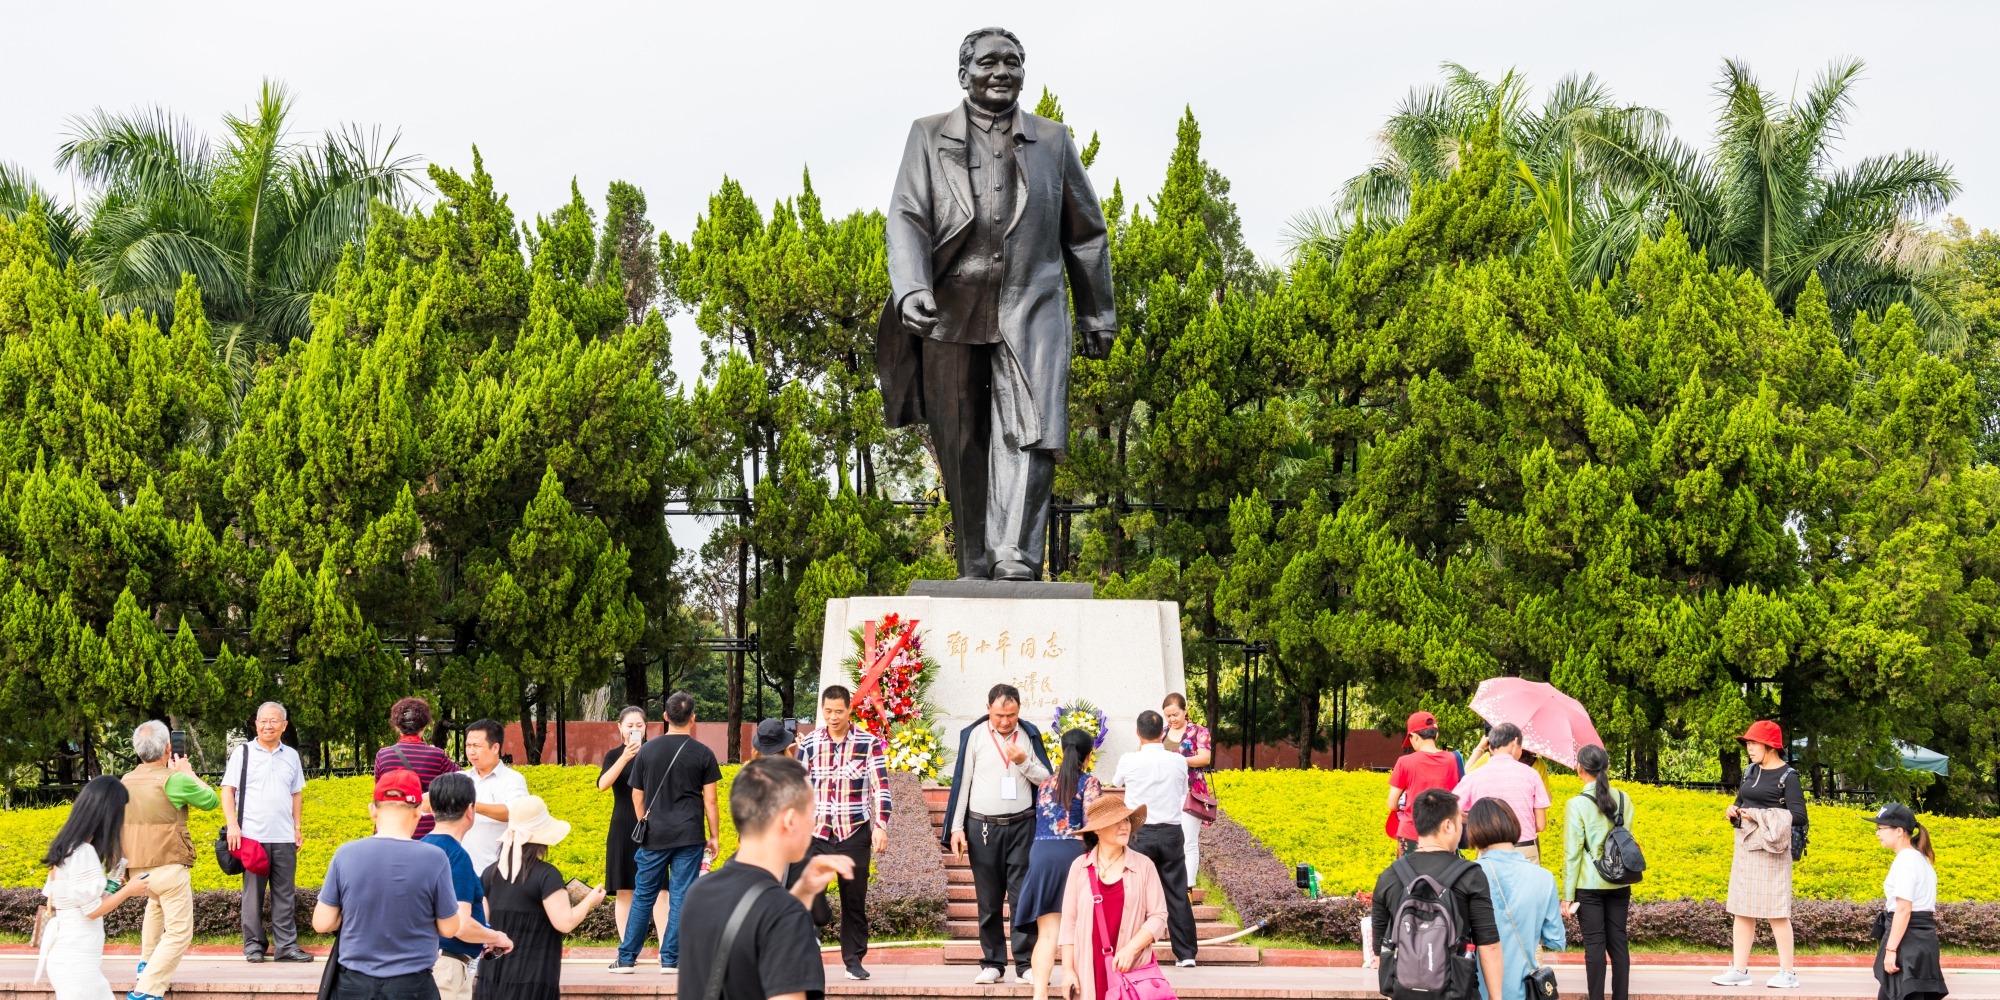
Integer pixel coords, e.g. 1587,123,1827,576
460,719,530,877
943,684,1052,984
1113,710,1199,966
221,701,310,963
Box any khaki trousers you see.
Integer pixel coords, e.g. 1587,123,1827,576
134,863,193,996
432,953,474,1000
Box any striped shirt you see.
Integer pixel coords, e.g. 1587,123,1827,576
374,736,458,838
794,726,892,842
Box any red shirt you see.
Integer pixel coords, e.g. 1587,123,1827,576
1091,866,1127,1000
1388,749,1461,841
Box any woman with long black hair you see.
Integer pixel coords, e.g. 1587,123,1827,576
1563,744,1635,1000
1015,729,1102,1000
38,776,156,1000
1870,803,1948,1000
598,706,662,944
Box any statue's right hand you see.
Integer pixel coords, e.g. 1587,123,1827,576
900,290,940,335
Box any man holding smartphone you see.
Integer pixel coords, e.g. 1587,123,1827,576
121,721,219,1000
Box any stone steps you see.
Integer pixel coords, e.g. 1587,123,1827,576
945,884,1207,906
943,901,1223,921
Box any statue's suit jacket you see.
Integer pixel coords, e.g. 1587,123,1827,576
878,104,1116,454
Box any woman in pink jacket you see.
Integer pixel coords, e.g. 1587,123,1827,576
1058,792,1170,1000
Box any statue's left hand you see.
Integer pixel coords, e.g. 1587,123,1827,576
1080,329,1115,360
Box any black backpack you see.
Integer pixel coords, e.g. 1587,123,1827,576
1588,791,1646,885
1379,858,1478,1000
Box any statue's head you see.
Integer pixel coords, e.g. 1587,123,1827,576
958,27,1025,112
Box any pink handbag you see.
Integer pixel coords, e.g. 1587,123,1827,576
1089,864,1179,1000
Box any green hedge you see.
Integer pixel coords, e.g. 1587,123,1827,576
1211,770,2000,902
0,765,739,891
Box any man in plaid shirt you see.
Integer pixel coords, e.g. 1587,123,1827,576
791,685,892,981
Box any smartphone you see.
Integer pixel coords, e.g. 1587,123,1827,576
169,730,188,758
625,729,642,748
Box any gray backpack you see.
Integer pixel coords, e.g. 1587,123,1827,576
1380,858,1477,1000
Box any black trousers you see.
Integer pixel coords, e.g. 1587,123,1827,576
1131,823,1198,961
968,815,1036,972
1576,887,1631,1000
800,826,873,967
332,968,439,1000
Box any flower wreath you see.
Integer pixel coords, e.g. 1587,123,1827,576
1040,700,1110,770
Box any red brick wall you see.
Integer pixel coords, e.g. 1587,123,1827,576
1208,730,1403,771
500,721,759,766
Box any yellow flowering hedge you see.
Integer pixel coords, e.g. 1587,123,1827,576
0,765,740,891
1213,770,2000,902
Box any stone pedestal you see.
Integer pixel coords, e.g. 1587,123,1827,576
815,594,1186,778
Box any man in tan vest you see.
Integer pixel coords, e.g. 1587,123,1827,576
122,720,219,1000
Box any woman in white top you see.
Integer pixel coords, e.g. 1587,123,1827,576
39,776,156,1000
1870,803,1947,1000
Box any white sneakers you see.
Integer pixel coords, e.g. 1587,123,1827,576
974,968,1003,985
1711,969,1799,989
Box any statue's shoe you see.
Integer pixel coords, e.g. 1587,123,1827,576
990,560,1035,582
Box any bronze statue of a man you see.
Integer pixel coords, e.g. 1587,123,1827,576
878,27,1117,582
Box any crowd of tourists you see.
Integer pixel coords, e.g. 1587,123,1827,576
1377,713,1947,1000
30,693,1948,1000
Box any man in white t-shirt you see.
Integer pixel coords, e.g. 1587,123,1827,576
221,702,310,963
1112,710,1198,966
460,719,530,876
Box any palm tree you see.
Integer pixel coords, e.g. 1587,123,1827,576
1285,63,1667,277
0,161,83,264
54,79,419,369
1600,58,1960,340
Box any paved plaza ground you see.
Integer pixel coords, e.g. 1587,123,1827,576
2,955,1996,1000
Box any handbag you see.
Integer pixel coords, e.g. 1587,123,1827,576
1089,862,1179,1000
1182,774,1218,824
213,744,270,876
631,737,689,845
315,926,342,1000
1489,864,1560,1000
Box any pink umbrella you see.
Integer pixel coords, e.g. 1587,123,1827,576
1469,678,1602,769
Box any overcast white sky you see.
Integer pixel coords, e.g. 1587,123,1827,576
7,0,1992,264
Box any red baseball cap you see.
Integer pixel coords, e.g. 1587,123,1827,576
1739,720,1784,750
1403,710,1438,748
374,769,422,804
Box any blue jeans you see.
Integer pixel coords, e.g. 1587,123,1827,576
617,845,703,967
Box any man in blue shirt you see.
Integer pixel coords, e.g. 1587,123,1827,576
423,773,513,1000
313,770,463,1000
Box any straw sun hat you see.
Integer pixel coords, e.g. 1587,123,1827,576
497,795,571,878
1076,789,1146,834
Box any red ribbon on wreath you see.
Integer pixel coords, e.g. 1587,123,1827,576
854,617,917,735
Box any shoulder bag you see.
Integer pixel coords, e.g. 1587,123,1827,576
1488,864,1560,1000
631,737,690,845
1090,862,1178,1000
214,744,269,876
704,883,772,1000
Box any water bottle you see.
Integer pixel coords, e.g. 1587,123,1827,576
699,849,713,875
107,857,128,893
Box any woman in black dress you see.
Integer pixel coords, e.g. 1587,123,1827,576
473,796,605,1000
599,705,658,942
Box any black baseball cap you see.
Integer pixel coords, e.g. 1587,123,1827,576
753,718,798,756
1867,802,1918,832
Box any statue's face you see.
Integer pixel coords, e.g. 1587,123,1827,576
958,35,1024,111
